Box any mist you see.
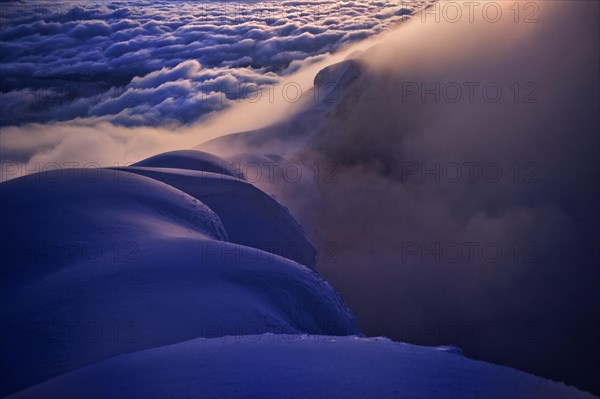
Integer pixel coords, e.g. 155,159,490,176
204,0,599,393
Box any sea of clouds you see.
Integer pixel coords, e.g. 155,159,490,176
0,0,419,127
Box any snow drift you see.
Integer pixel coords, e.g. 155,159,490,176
0,151,358,396
7,335,596,399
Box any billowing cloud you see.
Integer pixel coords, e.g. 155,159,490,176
199,1,600,394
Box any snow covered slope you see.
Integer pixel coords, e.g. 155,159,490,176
8,334,595,399
0,162,358,396
114,165,317,268
132,150,244,179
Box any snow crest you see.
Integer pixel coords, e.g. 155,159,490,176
0,152,359,396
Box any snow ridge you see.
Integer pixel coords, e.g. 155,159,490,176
0,151,359,396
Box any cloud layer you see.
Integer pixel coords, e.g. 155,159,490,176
0,0,418,126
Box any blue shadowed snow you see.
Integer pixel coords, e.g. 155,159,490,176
0,162,358,396
114,165,317,268
132,150,244,179
7,334,596,399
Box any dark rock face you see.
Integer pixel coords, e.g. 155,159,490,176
314,59,363,92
